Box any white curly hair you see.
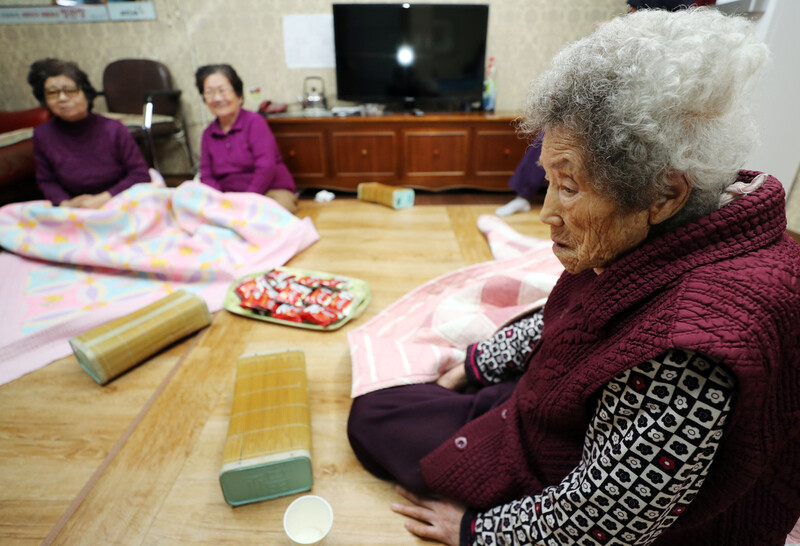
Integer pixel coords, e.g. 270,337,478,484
520,8,769,230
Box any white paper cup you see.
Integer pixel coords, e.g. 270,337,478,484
283,495,333,545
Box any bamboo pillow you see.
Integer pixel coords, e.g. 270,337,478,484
69,290,211,385
219,349,313,506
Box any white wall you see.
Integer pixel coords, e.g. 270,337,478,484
743,0,800,193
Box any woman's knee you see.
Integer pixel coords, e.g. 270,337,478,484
346,391,385,447
266,188,298,213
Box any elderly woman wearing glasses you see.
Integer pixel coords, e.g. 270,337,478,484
195,64,298,213
347,8,800,546
27,58,150,209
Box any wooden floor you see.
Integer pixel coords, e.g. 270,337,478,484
0,197,549,545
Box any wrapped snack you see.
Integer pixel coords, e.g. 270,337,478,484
320,277,349,290
240,290,264,311
235,278,260,300
327,290,355,314
301,304,341,327
305,287,335,307
295,275,322,289
272,303,304,323
239,281,278,313
254,293,280,314
266,269,294,289
277,282,312,306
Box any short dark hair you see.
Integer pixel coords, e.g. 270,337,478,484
27,58,98,111
194,64,244,99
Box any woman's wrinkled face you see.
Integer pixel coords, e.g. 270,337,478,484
43,75,88,122
539,127,651,274
202,73,242,122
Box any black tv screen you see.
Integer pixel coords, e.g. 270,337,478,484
333,3,489,110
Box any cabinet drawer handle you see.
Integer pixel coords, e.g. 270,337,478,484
504,148,511,156
288,150,296,157
361,149,368,156
433,149,439,156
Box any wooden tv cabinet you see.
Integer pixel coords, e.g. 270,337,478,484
265,111,528,192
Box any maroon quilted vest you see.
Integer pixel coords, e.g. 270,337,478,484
420,172,800,544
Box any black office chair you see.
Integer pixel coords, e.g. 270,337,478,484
102,59,194,173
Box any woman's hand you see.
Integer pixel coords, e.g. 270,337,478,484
59,191,111,209
80,191,112,209
59,195,90,208
436,364,468,391
391,485,465,545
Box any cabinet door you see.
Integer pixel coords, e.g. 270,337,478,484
331,132,396,177
472,130,528,176
404,131,468,176
274,132,326,179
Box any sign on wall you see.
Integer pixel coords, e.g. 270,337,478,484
0,1,156,24
282,14,335,69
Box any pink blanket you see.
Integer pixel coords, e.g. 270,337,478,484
348,215,564,397
0,182,319,385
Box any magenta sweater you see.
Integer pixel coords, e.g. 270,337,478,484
32,113,150,205
420,172,800,544
199,109,296,194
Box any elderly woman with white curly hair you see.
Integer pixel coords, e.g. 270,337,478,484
347,8,800,546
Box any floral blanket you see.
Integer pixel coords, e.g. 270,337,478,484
0,182,319,385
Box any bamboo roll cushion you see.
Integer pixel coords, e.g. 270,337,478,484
219,349,313,506
69,290,211,385
357,182,414,209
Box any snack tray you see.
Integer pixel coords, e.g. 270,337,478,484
223,266,371,331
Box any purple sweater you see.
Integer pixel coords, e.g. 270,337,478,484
33,113,150,205
199,108,295,194
421,172,800,544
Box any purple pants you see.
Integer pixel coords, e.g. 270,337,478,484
509,140,546,201
347,380,518,495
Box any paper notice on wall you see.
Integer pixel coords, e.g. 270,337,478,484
283,14,336,69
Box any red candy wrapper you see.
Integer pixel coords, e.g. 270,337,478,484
327,290,355,313
271,303,304,323
301,304,341,327
254,293,280,314
295,275,322,289
235,278,260,300
240,292,261,311
305,287,334,307
266,269,295,290
320,277,348,290
277,282,312,306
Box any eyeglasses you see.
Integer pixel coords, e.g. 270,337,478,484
203,86,235,99
44,86,81,99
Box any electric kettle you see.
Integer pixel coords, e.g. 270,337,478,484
299,76,328,111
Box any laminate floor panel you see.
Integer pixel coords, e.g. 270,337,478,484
0,198,549,545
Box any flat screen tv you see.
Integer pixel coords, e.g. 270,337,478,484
332,3,489,111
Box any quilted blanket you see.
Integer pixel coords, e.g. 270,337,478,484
0,181,319,385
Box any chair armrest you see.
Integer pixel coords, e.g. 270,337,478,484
141,89,182,130
0,107,50,133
